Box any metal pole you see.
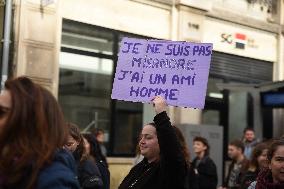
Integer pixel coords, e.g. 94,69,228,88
1,0,12,90
82,120,96,133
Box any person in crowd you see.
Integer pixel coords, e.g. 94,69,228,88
0,76,80,189
82,133,110,189
240,142,269,189
243,128,259,160
119,96,188,189
172,126,191,168
248,138,284,189
191,136,218,189
221,139,249,189
93,128,107,158
85,132,108,166
172,126,198,189
66,123,104,189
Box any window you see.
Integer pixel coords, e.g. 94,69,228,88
59,19,144,156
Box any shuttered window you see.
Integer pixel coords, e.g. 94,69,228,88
210,51,273,83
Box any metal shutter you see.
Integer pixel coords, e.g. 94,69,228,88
210,51,273,83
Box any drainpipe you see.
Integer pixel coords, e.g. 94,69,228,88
1,0,12,90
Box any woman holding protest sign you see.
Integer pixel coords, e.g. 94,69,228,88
118,96,188,189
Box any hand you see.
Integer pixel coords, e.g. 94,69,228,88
152,96,167,114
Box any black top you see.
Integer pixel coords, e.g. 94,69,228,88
119,111,187,189
240,169,258,189
223,158,249,189
78,159,104,189
191,156,218,189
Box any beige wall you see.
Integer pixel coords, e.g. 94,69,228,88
61,0,171,40
13,0,62,95
212,0,272,22
108,157,134,189
203,18,277,62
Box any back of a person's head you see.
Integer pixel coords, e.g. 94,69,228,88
0,76,68,188
173,126,191,166
193,136,210,156
229,139,245,153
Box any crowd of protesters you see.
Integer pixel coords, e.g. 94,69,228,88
217,128,284,189
124,96,284,189
1,76,284,189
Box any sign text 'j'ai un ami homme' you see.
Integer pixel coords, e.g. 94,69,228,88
111,38,213,109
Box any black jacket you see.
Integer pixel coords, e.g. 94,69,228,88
78,159,104,189
240,169,258,189
119,111,187,189
86,136,110,189
191,156,218,189
223,158,250,189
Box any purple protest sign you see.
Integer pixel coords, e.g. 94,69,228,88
111,37,213,109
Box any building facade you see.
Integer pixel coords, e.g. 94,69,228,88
2,0,284,188
0,1,4,64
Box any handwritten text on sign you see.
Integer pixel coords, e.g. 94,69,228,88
111,38,213,109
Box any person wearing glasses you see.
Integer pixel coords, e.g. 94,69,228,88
119,96,188,189
65,123,104,189
0,76,79,189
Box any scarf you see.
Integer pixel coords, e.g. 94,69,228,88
256,169,284,189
